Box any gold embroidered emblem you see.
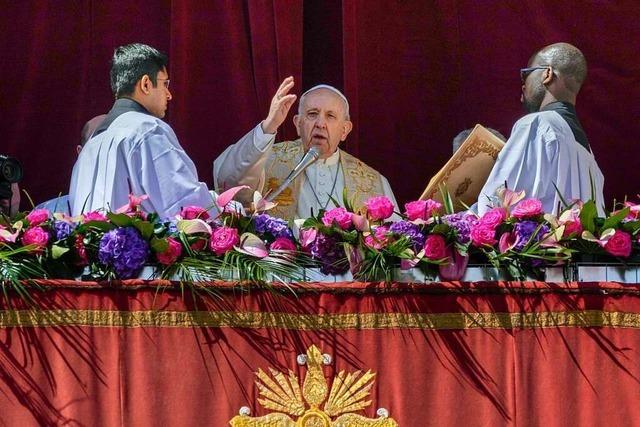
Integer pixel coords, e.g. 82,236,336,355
267,178,294,207
230,344,397,426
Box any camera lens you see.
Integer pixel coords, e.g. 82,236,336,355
0,155,23,183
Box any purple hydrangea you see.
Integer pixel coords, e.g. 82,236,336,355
53,221,75,241
254,214,294,239
98,227,150,278
310,234,348,275
514,220,549,251
442,213,477,245
388,221,426,251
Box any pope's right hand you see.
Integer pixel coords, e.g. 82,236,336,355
261,76,297,135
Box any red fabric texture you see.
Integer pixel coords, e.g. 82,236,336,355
0,281,640,426
1,2,639,208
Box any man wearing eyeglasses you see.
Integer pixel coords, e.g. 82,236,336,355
69,43,219,218
476,42,604,216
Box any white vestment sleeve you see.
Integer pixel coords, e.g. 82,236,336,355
477,115,559,216
213,124,275,193
130,128,218,218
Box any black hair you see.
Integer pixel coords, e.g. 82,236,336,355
110,43,168,98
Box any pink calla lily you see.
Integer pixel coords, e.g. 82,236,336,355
498,232,517,253
0,221,22,243
498,187,525,210
216,185,250,209
253,191,277,212
235,232,268,258
116,193,149,213
176,219,212,235
351,213,370,232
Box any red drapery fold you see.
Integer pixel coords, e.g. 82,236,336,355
1,281,640,426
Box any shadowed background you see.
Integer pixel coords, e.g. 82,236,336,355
1,0,638,209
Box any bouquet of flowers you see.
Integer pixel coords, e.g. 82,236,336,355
469,189,573,279
0,186,308,292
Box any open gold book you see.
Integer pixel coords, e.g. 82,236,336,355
419,124,505,211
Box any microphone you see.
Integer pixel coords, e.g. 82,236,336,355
266,146,321,202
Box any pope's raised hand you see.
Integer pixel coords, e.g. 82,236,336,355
261,76,297,135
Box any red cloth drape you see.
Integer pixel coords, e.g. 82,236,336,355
1,2,639,206
1,281,640,426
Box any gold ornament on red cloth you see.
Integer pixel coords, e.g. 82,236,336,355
230,344,397,427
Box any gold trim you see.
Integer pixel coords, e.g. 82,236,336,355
1,309,640,330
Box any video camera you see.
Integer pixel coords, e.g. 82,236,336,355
0,154,23,200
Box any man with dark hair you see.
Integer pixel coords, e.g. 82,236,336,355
69,43,218,217
476,42,604,215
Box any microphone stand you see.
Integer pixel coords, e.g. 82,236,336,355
266,146,321,202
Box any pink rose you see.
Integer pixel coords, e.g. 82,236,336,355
470,223,497,247
364,226,389,250
22,226,49,252
424,234,448,260
404,199,442,221
270,237,297,251
322,207,353,230
209,226,239,255
364,196,394,221
512,198,543,219
26,209,50,226
603,230,632,258
479,207,507,229
156,237,183,265
83,211,108,223
562,220,583,238
180,205,210,220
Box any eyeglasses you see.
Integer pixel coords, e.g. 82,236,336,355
157,78,170,89
520,66,549,83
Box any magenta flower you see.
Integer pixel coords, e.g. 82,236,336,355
22,226,49,252
470,223,497,247
210,226,239,255
83,211,109,223
479,207,507,228
270,237,297,252
322,207,353,230
180,205,210,220
423,234,447,260
26,209,50,226
603,230,632,258
512,198,543,219
364,196,394,221
404,199,442,221
156,237,183,265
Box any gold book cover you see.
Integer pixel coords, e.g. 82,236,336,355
420,124,505,211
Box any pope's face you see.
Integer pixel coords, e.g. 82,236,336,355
147,68,172,118
294,89,352,159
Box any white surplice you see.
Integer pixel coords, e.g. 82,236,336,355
69,112,218,218
476,110,605,216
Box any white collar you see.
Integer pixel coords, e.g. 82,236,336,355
315,148,341,166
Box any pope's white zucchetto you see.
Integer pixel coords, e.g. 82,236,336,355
300,84,350,118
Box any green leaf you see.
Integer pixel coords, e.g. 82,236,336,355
80,220,116,232
51,245,70,260
133,220,154,240
151,237,169,253
622,220,640,235
602,207,630,230
579,200,597,233
107,213,133,227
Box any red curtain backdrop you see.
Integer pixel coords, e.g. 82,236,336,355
1,281,640,426
0,1,639,207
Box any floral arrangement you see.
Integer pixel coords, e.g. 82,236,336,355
0,186,308,292
2,186,640,287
